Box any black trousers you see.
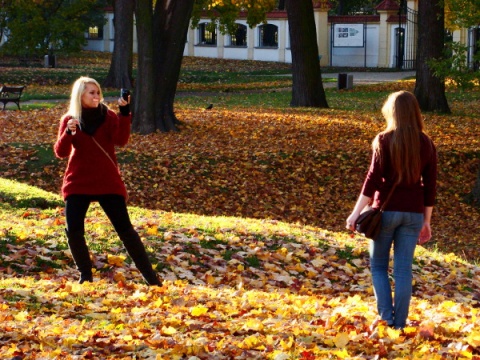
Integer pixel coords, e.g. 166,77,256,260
65,194,132,234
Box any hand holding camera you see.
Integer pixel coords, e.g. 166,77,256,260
119,88,131,105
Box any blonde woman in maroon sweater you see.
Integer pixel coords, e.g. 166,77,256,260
54,77,161,286
346,90,437,329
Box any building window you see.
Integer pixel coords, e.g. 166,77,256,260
258,24,278,48
198,22,217,45
88,25,103,39
229,24,247,46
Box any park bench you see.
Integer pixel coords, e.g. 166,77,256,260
0,85,25,110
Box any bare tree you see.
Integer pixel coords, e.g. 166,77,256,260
413,0,450,113
285,0,328,108
103,0,135,89
132,0,195,133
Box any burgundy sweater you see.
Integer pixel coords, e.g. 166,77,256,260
54,109,131,200
361,132,437,213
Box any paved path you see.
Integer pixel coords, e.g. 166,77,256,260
322,71,415,87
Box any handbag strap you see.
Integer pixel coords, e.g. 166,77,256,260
91,136,119,172
379,182,398,212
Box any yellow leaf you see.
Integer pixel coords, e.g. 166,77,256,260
333,332,350,348
162,326,177,335
243,318,264,331
333,349,350,359
241,335,261,349
108,254,126,266
280,336,294,350
386,326,401,341
146,226,158,235
467,331,480,347
14,311,29,321
190,305,208,317
205,273,216,285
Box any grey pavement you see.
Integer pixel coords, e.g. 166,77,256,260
322,71,415,87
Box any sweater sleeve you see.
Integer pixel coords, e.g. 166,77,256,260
53,116,73,159
110,110,131,147
422,140,437,207
361,136,384,198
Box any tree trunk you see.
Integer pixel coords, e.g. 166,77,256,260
132,0,155,134
285,0,328,108
413,0,450,113
466,168,480,207
103,0,134,89
152,0,195,132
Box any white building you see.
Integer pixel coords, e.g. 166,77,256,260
84,0,478,70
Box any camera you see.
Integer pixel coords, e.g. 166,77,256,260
121,88,130,101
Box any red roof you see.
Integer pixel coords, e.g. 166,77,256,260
376,0,400,11
328,15,380,23
313,0,332,9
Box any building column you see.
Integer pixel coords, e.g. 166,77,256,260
217,29,225,59
314,7,329,66
247,26,255,60
376,9,393,68
186,26,195,57
278,20,287,62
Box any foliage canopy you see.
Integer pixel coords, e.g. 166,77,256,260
0,0,107,57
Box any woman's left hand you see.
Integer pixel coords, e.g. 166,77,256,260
346,213,358,232
418,223,432,245
118,96,130,106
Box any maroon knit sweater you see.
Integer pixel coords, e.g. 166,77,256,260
361,132,437,213
54,109,131,200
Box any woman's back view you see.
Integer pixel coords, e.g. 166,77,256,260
346,90,437,329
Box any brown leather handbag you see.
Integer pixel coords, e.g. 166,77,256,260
355,184,397,240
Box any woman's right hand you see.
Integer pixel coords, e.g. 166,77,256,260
346,212,359,232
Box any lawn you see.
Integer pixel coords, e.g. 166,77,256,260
0,52,479,359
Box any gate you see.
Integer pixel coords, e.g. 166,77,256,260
398,5,417,70
468,26,480,71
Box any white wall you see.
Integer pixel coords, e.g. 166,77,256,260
83,12,393,68
329,25,379,67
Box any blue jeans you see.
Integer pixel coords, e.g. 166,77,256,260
369,211,423,329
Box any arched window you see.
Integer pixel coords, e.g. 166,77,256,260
229,24,247,47
258,24,278,48
198,22,217,45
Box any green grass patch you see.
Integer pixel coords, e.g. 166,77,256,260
0,178,63,209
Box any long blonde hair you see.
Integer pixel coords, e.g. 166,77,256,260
65,76,104,120
373,90,425,184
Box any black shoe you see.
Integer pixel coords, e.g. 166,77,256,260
118,227,162,286
79,273,93,284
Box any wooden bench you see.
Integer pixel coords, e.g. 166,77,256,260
0,85,25,110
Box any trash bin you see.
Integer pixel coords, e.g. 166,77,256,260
44,54,57,68
338,73,347,89
337,73,353,90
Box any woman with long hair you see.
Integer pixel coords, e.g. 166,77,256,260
346,90,437,329
54,76,161,286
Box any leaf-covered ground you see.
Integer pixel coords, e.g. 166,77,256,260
0,80,479,261
0,55,479,358
0,178,479,359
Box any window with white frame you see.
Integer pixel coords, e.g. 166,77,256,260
258,24,278,48
228,23,247,46
88,25,103,39
198,22,217,45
